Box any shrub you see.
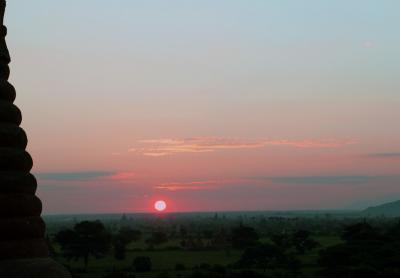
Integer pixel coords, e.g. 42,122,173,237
132,256,152,272
175,263,186,271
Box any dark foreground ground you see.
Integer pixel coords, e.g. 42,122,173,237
44,211,400,278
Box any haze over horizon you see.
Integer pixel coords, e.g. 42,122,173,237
6,0,400,214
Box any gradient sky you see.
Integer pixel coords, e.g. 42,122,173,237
5,0,400,214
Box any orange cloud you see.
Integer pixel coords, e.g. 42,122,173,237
155,180,222,191
107,171,136,181
129,137,355,157
264,139,356,148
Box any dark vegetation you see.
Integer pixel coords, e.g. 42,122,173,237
44,212,400,278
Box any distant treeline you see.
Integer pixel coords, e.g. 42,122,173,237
47,214,400,278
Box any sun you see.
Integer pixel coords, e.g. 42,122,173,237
154,200,167,212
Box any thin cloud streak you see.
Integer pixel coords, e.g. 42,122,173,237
36,171,136,182
107,172,136,181
155,180,224,191
35,171,113,181
157,175,400,192
130,137,356,157
366,152,400,159
252,175,400,186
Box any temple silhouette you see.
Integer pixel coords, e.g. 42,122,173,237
0,1,70,276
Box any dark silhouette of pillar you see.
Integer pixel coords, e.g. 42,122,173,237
0,1,70,276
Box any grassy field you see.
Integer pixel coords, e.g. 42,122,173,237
59,235,342,278
62,250,241,277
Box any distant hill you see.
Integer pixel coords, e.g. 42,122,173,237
363,200,400,217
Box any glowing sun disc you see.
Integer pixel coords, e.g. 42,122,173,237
154,200,167,212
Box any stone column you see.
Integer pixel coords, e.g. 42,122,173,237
0,1,70,276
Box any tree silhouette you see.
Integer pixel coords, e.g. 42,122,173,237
270,233,292,251
132,256,152,272
113,227,142,260
319,222,400,278
341,222,380,242
237,243,281,272
55,220,111,268
231,224,259,249
291,230,319,254
145,229,168,249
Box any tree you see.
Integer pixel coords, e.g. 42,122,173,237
291,230,319,254
55,220,111,268
132,256,152,272
237,243,281,272
103,267,136,278
46,235,57,258
318,222,400,278
270,233,292,251
231,224,259,249
175,263,186,271
113,227,142,260
146,230,168,249
210,228,229,251
341,222,380,242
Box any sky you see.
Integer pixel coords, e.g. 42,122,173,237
5,0,400,214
